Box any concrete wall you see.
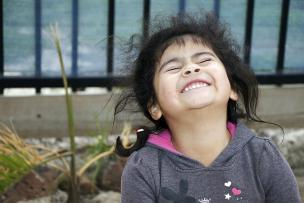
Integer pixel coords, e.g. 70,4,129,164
251,85,304,128
0,85,303,138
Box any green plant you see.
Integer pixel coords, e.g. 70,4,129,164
49,24,119,201
0,119,130,198
0,125,40,193
50,24,79,203
87,114,112,156
0,124,70,193
0,30,129,203
0,23,132,200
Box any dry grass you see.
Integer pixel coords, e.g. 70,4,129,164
0,125,42,192
0,120,133,194
0,125,70,193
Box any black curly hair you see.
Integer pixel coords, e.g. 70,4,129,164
115,12,262,157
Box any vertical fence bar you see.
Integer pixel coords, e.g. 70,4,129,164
107,0,115,90
276,0,290,73
243,0,254,66
0,0,3,94
178,0,186,16
71,0,78,77
71,0,79,92
214,0,220,18
143,0,150,41
35,0,42,93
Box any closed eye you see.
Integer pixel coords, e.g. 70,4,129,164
166,66,182,72
198,58,212,64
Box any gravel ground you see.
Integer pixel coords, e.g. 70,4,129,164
18,190,121,203
19,128,304,202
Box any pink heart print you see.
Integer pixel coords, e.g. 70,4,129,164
232,187,241,196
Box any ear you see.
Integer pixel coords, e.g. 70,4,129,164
148,103,163,120
229,90,238,101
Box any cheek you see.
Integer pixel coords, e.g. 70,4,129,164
215,65,230,84
154,77,178,106
213,67,233,95
222,73,232,87
158,81,176,100
221,75,233,100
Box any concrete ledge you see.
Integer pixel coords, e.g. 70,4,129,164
252,85,304,128
0,85,303,138
0,93,144,138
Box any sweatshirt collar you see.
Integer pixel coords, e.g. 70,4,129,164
147,122,237,155
146,122,255,168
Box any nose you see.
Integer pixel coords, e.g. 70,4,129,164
182,64,201,77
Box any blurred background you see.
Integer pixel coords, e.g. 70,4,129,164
1,0,304,82
0,0,303,202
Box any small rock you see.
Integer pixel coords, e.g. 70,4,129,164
257,129,304,169
17,190,67,203
79,175,98,195
96,156,127,192
58,175,98,195
91,191,121,203
1,166,60,203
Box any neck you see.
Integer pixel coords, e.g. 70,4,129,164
166,108,231,166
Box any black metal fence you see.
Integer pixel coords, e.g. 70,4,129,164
0,0,303,94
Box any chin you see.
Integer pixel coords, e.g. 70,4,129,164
186,102,213,109
183,97,214,108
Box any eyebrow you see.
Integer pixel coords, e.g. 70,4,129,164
159,51,216,71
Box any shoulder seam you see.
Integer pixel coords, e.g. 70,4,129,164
134,146,159,198
257,138,270,193
252,134,271,141
141,156,158,198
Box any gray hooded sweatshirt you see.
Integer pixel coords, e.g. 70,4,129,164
121,123,302,203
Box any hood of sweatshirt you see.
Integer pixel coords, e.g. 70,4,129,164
146,122,255,168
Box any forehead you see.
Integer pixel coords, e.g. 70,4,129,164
159,35,213,60
166,34,208,48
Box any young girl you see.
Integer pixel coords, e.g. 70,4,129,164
114,13,301,203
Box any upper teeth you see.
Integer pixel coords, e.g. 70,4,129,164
183,82,208,92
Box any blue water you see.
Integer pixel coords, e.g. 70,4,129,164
3,0,304,77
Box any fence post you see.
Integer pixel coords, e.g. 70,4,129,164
107,0,115,91
71,0,79,78
276,0,290,74
143,0,150,41
214,0,220,18
71,0,79,92
34,0,42,93
178,0,186,16
244,0,254,66
0,0,3,94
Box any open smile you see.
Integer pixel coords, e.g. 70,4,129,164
181,80,211,93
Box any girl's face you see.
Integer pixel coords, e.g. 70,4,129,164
149,35,237,121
